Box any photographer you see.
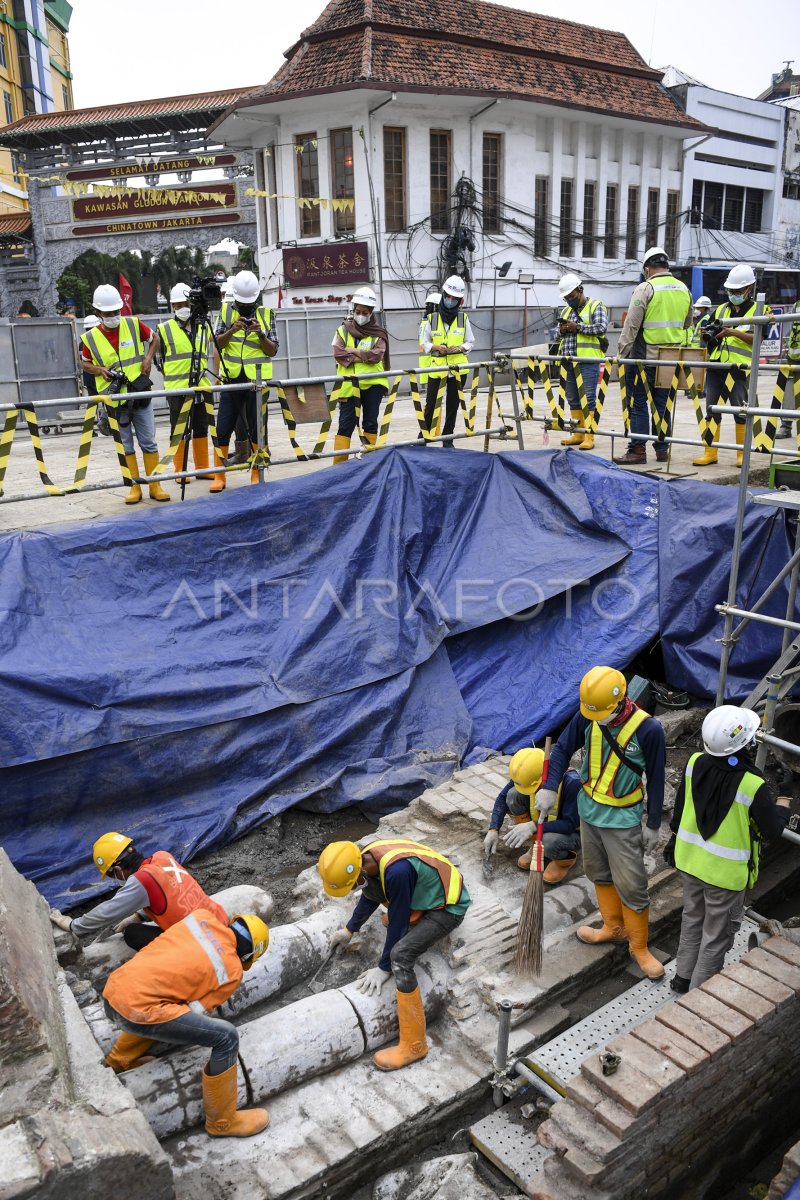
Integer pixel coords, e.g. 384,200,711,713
80,283,170,504
556,273,608,452
156,282,212,490
211,270,278,492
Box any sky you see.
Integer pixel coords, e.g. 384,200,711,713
69,0,800,110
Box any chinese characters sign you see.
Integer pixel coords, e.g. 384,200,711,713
282,241,370,287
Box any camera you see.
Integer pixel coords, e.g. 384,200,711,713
187,274,223,316
701,318,724,346
106,368,127,396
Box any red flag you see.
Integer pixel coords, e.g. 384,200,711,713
277,282,283,309
118,273,133,315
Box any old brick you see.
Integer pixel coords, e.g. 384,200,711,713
595,1095,646,1140
763,936,800,968
721,962,794,1007
565,1072,603,1112
700,974,775,1020
741,946,800,994
631,1017,710,1073
558,1144,609,1187
605,1033,685,1095
546,1100,624,1165
655,1003,731,1055
581,1053,661,1116
675,988,754,1042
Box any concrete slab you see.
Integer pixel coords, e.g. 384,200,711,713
374,1152,500,1200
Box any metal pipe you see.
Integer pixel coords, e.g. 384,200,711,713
492,999,513,1109
730,544,800,640
782,514,800,657
756,674,782,772
758,730,800,766
508,365,525,452
716,604,800,634
512,1060,565,1105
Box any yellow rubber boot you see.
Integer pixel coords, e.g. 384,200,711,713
106,1032,155,1074
142,452,171,502
333,433,351,465
578,428,595,451
202,1064,269,1138
516,847,533,870
373,986,428,1071
250,443,262,485
692,425,719,466
621,905,665,979
192,436,210,479
123,453,142,505
561,408,585,446
173,439,191,483
576,883,627,944
543,854,578,885
735,422,745,467
209,446,227,493
363,430,378,451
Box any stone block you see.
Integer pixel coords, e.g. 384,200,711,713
699,974,776,1021
741,946,800,994
545,1099,624,1164
763,935,800,968
675,988,754,1042
581,1053,661,1116
631,1017,710,1073
720,962,794,1008
655,1003,731,1056
605,1033,685,1096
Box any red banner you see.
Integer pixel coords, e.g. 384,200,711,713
70,212,241,238
72,183,236,222
283,242,370,287
118,273,133,315
66,154,237,184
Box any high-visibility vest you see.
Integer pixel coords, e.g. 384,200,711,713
510,779,565,824
80,317,147,405
368,838,464,911
218,302,274,383
427,311,468,368
134,851,228,931
559,298,605,358
418,316,435,385
689,314,710,348
674,752,762,890
642,274,691,346
335,325,388,399
788,320,800,363
156,318,211,391
102,908,242,1024
581,709,649,807
710,300,759,366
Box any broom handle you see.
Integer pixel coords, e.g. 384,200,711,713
535,736,553,872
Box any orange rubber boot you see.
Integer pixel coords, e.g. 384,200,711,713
202,1064,269,1138
576,883,627,944
373,987,428,1071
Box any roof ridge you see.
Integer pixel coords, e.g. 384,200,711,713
3,84,262,130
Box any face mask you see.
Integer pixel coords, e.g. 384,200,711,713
174,307,191,322
101,315,120,329
727,292,746,306
443,297,459,310
354,312,370,326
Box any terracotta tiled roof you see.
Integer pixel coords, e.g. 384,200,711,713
0,214,32,237
232,0,702,132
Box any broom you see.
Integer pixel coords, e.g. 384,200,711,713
514,736,552,976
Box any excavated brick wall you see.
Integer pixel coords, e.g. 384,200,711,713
529,937,800,1200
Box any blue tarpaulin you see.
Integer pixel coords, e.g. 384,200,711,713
0,448,795,907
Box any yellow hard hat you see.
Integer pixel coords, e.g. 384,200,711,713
509,748,545,796
93,831,133,877
232,913,270,970
580,667,626,721
318,841,363,897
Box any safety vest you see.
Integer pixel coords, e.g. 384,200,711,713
134,851,228,931
674,753,762,890
689,314,710,348
80,317,147,405
102,908,243,1025
368,838,464,911
427,311,468,368
710,300,759,366
559,298,604,358
156,318,211,391
510,779,564,824
581,709,649,807
642,274,691,346
788,320,800,363
418,316,435,385
218,302,274,383
335,325,388,399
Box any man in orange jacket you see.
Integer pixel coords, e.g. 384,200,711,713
102,907,269,1138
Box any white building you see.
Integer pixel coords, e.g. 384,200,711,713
212,0,702,314
773,96,800,267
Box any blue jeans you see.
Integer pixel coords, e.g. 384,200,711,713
625,364,671,451
564,359,600,412
542,830,581,861
103,998,239,1075
338,383,385,437
112,399,158,455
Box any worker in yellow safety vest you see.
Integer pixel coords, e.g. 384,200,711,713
331,285,390,464
417,290,440,397
419,275,475,447
557,273,609,453
538,667,667,979
155,282,212,490
318,837,471,1070
667,706,790,992
777,314,800,439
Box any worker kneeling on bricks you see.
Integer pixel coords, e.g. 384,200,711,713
317,837,472,1071
103,909,270,1138
484,747,581,883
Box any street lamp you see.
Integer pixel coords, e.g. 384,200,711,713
518,270,535,345
491,260,513,356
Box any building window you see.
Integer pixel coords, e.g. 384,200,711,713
383,127,406,232
3,90,13,125
582,181,596,257
0,31,7,71
534,176,549,257
294,133,321,239
665,190,680,259
690,179,703,226
723,185,744,232
430,130,451,233
691,180,764,234
330,127,355,235
482,133,501,233
10,151,21,184
784,178,800,200
559,178,574,257
61,83,69,109
625,186,640,258
744,188,763,233
645,188,660,248
266,145,279,245
604,184,618,259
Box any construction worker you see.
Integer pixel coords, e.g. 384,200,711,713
331,286,390,464
614,247,692,466
416,291,441,423
668,706,790,992
539,667,666,979
211,270,278,491
693,264,764,468
420,275,475,447
483,748,582,884
777,312,800,439
156,282,212,489
556,273,609,452
102,907,269,1138
318,837,471,1070
80,283,170,504
49,831,228,950
685,296,712,399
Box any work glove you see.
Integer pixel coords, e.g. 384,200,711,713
503,821,535,850
642,825,661,854
535,788,558,818
49,910,73,933
112,914,142,935
355,966,391,996
330,928,353,949
483,829,499,856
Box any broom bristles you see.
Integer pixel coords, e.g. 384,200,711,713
514,869,544,975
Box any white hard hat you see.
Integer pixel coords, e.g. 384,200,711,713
426,292,441,305
442,275,466,299
724,263,756,290
92,284,123,312
559,272,583,299
351,286,378,308
231,270,261,303
83,314,100,330
694,296,712,309
642,246,669,269
170,282,191,304
701,706,760,757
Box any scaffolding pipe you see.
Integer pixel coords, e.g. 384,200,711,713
716,605,800,635
512,1060,565,1105
492,999,513,1109
730,543,800,640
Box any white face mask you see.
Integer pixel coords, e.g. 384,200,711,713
354,312,370,326
101,315,121,329
174,307,191,322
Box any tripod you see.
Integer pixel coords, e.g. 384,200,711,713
175,307,227,501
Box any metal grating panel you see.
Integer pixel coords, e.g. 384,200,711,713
470,1100,551,1191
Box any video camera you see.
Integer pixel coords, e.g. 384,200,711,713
187,274,223,317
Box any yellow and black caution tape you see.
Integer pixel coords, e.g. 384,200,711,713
274,383,335,461
149,388,219,475
457,368,478,436
616,361,632,435
538,357,567,428
375,372,402,448
0,407,20,497
0,401,103,497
